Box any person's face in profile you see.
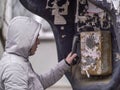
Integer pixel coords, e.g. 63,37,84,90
30,36,40,56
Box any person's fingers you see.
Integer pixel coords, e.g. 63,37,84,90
65,53,77,64
70,53,77,59
67,52,72,57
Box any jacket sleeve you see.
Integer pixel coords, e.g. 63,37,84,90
2,63,28,90
38,59,70,89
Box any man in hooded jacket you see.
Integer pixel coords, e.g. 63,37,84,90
0,16,77,90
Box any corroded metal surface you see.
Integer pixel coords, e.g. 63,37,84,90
80,31,112,76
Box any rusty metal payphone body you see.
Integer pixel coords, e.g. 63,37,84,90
20,0,120,90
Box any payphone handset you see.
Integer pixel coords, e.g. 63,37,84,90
71,33,80,65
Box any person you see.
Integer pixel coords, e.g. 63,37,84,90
0,16,77,90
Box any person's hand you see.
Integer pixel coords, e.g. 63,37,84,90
65,52,77,65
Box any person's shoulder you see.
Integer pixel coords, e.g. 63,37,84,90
0,54,28,72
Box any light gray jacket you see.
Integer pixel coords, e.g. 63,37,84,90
0,16,70,90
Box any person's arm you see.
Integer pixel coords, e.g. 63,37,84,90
38,53,77,89
2,63,28,90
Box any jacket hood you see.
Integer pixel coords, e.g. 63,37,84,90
5,16,41,58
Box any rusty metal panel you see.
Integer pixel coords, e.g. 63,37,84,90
80,31,112,76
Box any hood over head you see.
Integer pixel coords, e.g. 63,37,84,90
5,16,41,58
